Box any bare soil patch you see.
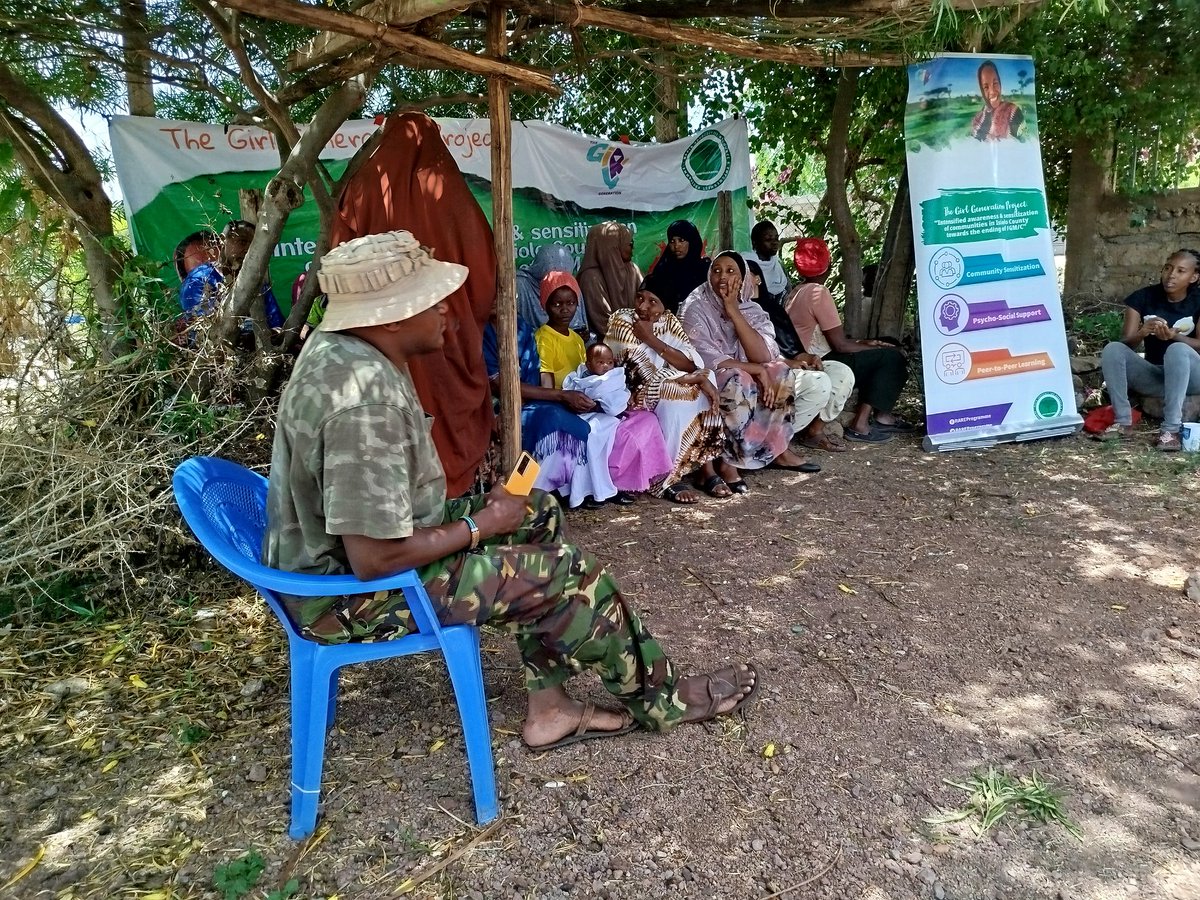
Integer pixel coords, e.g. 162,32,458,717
3,430,1200,900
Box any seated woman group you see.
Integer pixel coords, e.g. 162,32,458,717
492,218,906,506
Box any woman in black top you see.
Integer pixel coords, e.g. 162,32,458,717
1099,248,1200,450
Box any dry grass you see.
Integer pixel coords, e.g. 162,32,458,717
0,329,277,621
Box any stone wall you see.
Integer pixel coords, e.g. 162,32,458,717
1070,187,1200,305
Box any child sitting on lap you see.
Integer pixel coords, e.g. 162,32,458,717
561,343,632,509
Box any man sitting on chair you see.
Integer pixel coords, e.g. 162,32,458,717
263,231,757,752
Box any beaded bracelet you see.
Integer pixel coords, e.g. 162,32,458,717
460,514,480,551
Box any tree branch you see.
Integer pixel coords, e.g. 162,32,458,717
213,0,558,94
220,74,372,345
613,0,1041,17
0,62,106,188
513,0,904,67
193,0,300,150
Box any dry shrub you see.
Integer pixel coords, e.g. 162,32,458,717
0,335,277,621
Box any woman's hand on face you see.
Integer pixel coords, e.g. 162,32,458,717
719,282,742,310
561,390,598,413
631,316,656,344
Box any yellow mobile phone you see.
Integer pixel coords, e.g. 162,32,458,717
505,451,540,496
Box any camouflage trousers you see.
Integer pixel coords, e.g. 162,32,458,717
283,490,688,731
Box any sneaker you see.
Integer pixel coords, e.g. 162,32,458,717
1093,423,1136,441
872,415,918,433
843,426,895,443
1155,430,1182,452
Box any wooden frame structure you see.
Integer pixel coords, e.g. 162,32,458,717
213,0,1029,472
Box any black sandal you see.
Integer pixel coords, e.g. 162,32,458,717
701,474,732,498
663,483,700,504
727,479,749,494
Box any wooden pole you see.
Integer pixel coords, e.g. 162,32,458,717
515,0,904,67
615,0,1038,19
214,0,558,95
717,190,733,250
489,2,521,475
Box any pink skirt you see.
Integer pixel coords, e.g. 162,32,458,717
608,409,673,492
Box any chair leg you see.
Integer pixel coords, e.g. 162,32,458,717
327,668,339,729
288,643,333,840
440,626,498,824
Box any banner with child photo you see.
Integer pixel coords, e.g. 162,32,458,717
904,53,1082,451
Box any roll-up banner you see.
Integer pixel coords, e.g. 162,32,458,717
904,53,1082,451
109,116,752,306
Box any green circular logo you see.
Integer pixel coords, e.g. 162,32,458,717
1034,391,1063,419
682,129,732,190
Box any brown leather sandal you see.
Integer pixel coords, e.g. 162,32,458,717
687,663,761,722
526,701,639,752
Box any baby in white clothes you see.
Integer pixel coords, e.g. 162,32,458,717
562,343,630,415
558,343,630,508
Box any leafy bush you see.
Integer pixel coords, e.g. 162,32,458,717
1072,309,1123,351
0,248,276,623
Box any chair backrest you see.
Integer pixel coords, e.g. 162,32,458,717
173,456,271,578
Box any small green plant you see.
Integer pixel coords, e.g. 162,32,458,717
1072,309,1123,348
212,849,265,899
266,881,300,900
176,719,211,747
397,824,430,854
924,768,1082,839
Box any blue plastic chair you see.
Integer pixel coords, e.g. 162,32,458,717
171,456,498,839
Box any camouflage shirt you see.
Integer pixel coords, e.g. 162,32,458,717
263,330,447,578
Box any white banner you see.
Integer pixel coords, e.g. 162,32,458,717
109,115,752,298
904,54,1081,450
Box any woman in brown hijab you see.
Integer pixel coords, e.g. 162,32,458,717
332,113,496,497
578,221,642,336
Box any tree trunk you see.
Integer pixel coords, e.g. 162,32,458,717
870,166,915,341
653,46,680,142
277,126,386,353
826,68,866,335
0,63,125,357
120,0,156,116
220,75,369,345
1062,129,1112,309
490,3,522,474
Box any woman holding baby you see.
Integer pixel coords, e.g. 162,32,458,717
535,272,672,507
1099,248,1200,451
606,286,727,503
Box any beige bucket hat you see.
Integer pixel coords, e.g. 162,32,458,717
316,231,468,332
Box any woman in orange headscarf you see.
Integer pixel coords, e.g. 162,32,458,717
332,113,495,497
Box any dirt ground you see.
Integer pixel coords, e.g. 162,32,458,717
3,428,1200,900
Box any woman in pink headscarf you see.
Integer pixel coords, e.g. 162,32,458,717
534,272,672,509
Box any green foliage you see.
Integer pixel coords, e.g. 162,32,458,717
0,573,105,623
176,719,212,747
267,882,300,900
1008,0,1200,214
741,65,909,268
1072,309,1123,347
925,767,1082,839
212,850,265,900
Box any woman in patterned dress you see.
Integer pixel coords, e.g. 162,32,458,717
606,285,727,503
